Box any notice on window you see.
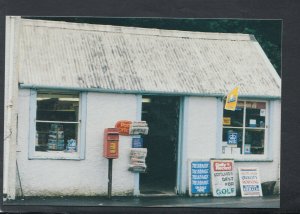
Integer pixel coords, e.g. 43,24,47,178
227,132,238,146
223,117,231,125
189,160,210,196
211,159,236,197
239,167,263,197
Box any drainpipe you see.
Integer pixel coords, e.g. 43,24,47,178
4,16,21,200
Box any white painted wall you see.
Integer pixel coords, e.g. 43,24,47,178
16,91,280,196
183,97,281,193
17,90,137,196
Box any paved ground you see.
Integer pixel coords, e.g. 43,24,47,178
4,195,279,208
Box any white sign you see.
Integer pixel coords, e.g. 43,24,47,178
260,109,266,117
239,167,263,197
210,159,236,197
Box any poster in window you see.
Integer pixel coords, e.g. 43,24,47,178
244,144,251,154
260,109,266,117
227,132,238,145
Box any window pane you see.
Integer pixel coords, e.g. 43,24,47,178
222,128,243,155
223,101,244,127
245,129,265,154
36,122,78,152
245,101,266,128
35,92,79,152
37,93,79,122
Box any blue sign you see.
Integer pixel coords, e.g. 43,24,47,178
191,161,210,194
132,138,143,148
227,132,238,145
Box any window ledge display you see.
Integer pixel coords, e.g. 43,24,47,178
220,154,271,162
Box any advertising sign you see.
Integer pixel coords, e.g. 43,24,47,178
239,167,263,197
189,161,210,196
224,87,239,111
223,117,231,125
227,132,238,145
211,159,236,197
132,137,143,148
115,120,132,136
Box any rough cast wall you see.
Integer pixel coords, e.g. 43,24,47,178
17,90,137,196
184,97,281,193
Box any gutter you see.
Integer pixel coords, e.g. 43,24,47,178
19,84,281,100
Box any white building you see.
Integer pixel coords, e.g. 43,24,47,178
4,17,281,199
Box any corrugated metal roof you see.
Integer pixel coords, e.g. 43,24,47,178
17,19,281,98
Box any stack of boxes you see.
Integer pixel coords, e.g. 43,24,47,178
48,124,65,151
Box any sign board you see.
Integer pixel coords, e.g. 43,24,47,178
211,159,236,197
115,120,132,136
189,160,210,196
238,167,263,197
132,137,143,148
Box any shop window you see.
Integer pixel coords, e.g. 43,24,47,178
222,101,267,156
29,91,87,159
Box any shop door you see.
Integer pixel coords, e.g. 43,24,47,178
140,95,180,195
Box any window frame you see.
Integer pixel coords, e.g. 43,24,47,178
220,99,270,161
28,90,87,160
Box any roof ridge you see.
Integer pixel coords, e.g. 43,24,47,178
21,18,253,41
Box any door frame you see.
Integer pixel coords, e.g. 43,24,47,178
134,94,186,196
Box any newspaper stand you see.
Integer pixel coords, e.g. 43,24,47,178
103,128,119,199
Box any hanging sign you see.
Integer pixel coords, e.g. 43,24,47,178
115,120,132,136
239,167,263,197
224,87,239,111
211,159,236,197
189,160,210,196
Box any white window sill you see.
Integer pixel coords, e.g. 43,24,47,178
29,151,82,160
220,154,272,162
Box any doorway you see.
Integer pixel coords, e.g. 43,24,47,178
140,95,180,195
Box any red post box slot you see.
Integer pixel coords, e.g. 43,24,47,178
103,128,119,159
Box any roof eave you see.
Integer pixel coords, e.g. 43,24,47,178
19,83,281,100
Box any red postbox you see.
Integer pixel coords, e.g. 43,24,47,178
103,128,119,159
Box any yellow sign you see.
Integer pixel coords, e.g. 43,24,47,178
223,117,231,125
225,87,239,111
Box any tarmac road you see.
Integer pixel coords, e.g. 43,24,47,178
4,195,279,208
